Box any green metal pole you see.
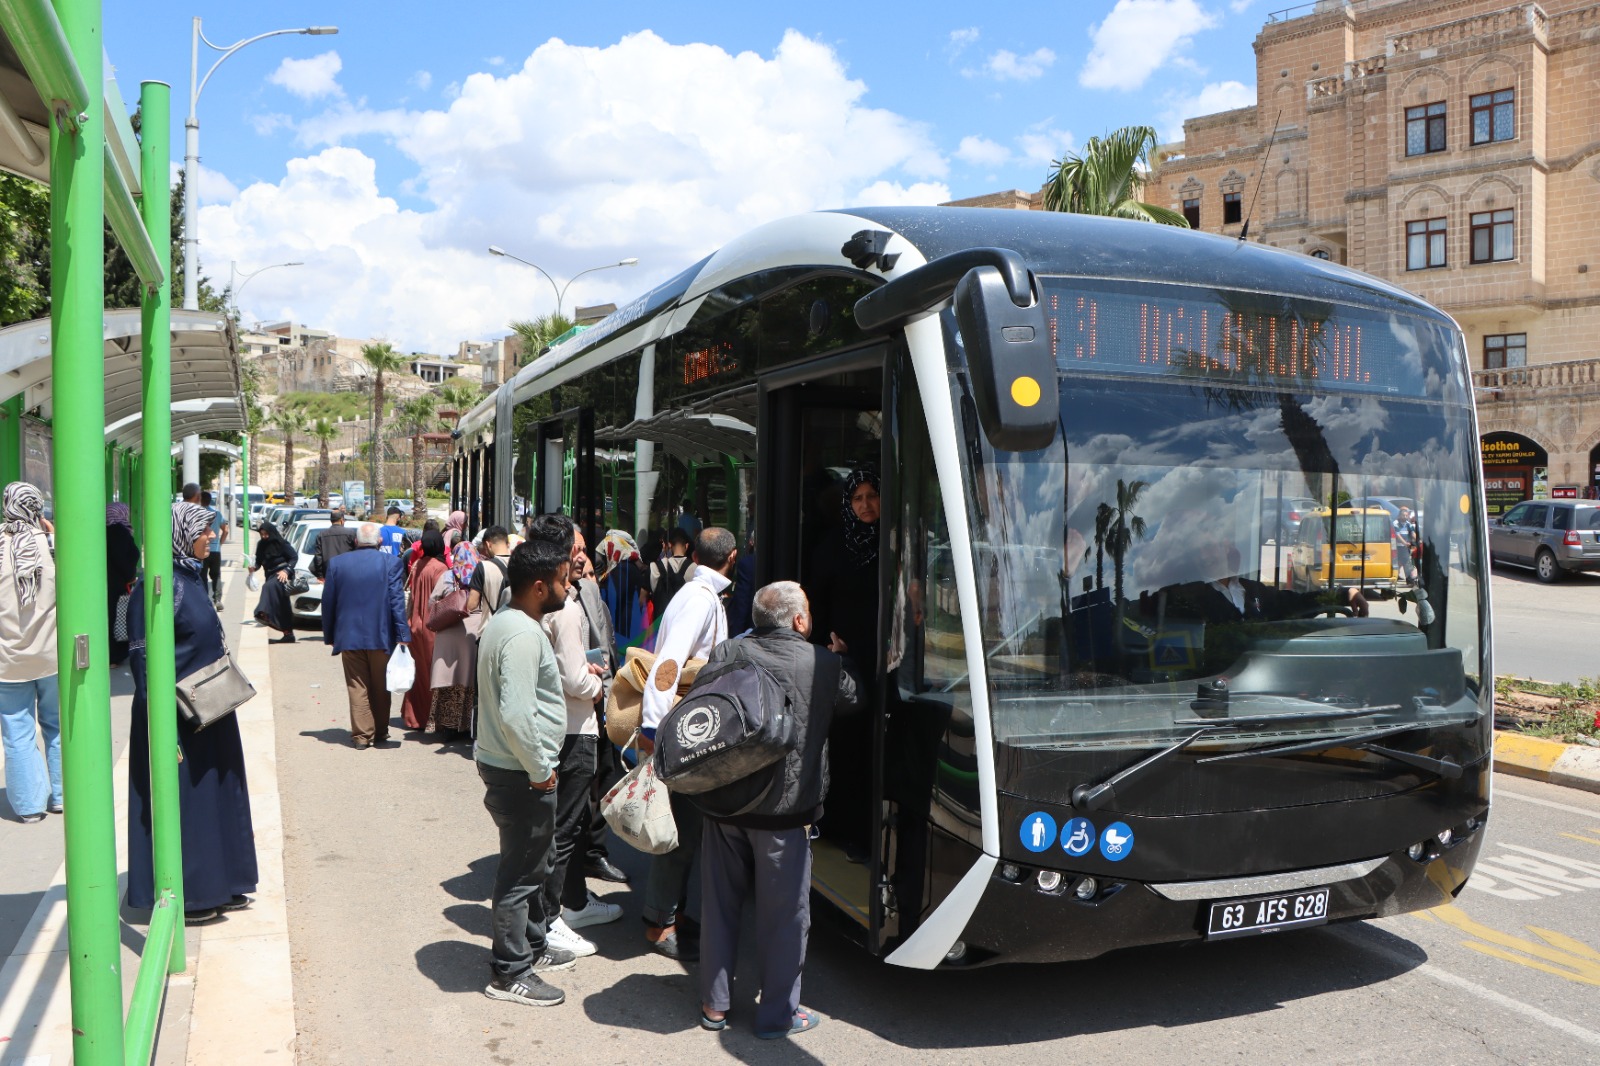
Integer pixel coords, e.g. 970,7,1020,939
240,432,249,558
0,395,21,484
138,78,183,971
50,0,123,1061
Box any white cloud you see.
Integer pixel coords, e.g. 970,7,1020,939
948,27,980,56
486,56,505,67
1017,123,1074,166
409,70,433,91
955,135,1011,167
1160,79,1256,141
1080,0,1218,91
251,113,294,137
981,47,1056,81
201,31,949,351
167,161,238,204
1229,0,1255,12
267,51,344,101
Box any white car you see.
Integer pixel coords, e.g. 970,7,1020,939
287,519,332,624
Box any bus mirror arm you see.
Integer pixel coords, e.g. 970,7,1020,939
1071,727,1216,811
852,246,1034,331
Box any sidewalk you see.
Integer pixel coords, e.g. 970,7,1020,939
1493,731,1600,795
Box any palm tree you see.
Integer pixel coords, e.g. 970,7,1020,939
361,341,409,503
1106,478,1150,604
271,405,308,496
396,394,441,521
312,418,339,507
1041,125,1190,227
435,378,482,420
510,311,576,366
1093,501,1113,591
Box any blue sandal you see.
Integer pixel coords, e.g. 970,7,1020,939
756,1007,820,1040
700,1010,728,1032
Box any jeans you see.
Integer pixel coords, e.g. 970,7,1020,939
544,735,597,917
478,761,558,980
643,791,704,928
204,552,223,601
0,675,62,818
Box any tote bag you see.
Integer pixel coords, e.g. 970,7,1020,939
601,737,678,854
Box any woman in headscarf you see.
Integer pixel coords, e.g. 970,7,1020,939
444,509,468,549
248,518,298,644
0,483,62,823
426,528,479,739
106,503,141,667
806,469,880,861
403,529,449,732
596,529,649,651
127,501,258,922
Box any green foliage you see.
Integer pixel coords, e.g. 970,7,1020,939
1042,125,1190,227
277,390,379,423
1498,675,1600,742
0,175,50,326
510,312,576,366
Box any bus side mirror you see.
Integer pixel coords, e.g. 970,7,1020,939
954,265,1057,453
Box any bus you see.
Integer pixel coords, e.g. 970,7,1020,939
454,207,1491,969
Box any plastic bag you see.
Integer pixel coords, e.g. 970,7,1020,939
246,569,261,592
386,645,415,693
601,738,678,854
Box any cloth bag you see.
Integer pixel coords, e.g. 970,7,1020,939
386,645,416,692
602,646,707,746
427,573,470,633
601,737,678,854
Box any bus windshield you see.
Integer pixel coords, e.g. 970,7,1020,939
947,285,1486,750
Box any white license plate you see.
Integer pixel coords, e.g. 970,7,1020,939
1207,888,1330,940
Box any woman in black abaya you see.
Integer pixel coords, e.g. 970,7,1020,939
249,518,298,643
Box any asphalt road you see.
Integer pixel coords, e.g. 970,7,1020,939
267,631,1600,1066
1489,565,1600,684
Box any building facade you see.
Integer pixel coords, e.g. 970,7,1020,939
1150,0,1600,503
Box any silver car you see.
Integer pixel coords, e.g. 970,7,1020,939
1488,500,1600,583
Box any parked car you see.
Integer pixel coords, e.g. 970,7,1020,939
284,519,333,623
1488,500,1600,583
1289,506,1401,597
1264,495,1317,543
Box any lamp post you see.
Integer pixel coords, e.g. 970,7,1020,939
486,245,638,319
228,259,303,315
184,19,337,312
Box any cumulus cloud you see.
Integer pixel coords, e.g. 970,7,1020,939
1017,123,1074,166
980,47,1056,81
267,51,344,101
955,135,1011,167
1229,0,1255,11
201,31,950,351
1161,79,1256,141
409,70,433,90
1080,0,1218,91
948,27,980,56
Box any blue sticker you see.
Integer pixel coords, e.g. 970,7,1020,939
1061,817,1096,857
1020,811,1057,853
1099,821,1134,861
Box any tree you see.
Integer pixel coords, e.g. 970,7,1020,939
361,341,409,503
271,404,308,495
1106,478,1150,604
0,175,50,326
312,418,338,507
1093,501,1113,591
435,377,483,420
396,394,440,521
1041,125,1190,227
509,311,576,366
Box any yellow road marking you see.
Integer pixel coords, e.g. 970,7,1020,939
1423,904,1600,986
1557,830,1600,848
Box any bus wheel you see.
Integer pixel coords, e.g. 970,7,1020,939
1535,548,1563,584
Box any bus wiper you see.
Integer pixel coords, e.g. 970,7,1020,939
1071,727,1217,812
1196,723,1462,779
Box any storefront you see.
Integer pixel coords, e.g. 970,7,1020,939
1480,431,1548,516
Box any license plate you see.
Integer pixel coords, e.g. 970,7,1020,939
1207,888,1330,940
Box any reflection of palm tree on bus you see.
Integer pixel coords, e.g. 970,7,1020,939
1093,501,1112,591
1107,478,1149,603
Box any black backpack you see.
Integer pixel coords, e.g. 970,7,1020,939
651,556,691,616
484,557,510,614
653,652,793,800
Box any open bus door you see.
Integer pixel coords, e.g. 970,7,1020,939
757,348,892,953
532,408,598,547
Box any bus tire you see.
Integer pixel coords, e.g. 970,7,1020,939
1535,548,1563,584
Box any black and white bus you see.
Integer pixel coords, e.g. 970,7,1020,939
454,207,1492,968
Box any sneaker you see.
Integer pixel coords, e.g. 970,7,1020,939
529,945,578,973
484,972,565,1007
19,812,45,824
546,918,596,958
46,801,62,814
562,893,623,930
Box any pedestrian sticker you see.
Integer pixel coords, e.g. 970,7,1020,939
1100,821,1134,862
1020,811,1057,853
1061,817,1096,857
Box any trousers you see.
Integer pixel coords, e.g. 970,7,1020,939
0,675,61,817
699,821,812,1033
340,649,393,743
543,734,597,917
643,790,703,928
478,761,558,979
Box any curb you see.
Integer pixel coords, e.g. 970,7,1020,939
1493,731,1600,796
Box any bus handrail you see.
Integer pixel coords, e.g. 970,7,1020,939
853,246,1035,332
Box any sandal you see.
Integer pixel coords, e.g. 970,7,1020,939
756,1007,820,1040
700,1010,727,1032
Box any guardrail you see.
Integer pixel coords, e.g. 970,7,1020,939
1473,357,1600,395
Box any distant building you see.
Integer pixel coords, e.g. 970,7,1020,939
407,355,462,385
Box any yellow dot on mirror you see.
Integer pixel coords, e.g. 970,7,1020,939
1011,376,1042,407
1459,494,1470,514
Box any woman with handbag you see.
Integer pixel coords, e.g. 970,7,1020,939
403,529,449,731
105,503,140,667
425,533,479,738
127,502,258,923
249,518,299,644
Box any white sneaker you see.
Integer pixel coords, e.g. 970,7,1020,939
546,917,596,957
562,893,624,930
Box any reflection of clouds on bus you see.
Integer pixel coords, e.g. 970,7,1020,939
1126,472,1251,594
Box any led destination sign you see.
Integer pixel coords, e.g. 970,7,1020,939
1042,278,1460,398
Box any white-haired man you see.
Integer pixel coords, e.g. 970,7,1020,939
322,522,411,749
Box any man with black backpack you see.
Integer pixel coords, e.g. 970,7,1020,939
649,528,693,618
690,580,857,1039
467,526,512,622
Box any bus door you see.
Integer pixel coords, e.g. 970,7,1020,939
532,408,598,545
758,349,891,951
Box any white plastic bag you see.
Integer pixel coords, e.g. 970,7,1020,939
386,645,416,693
601,740,678,855
246,569,261,592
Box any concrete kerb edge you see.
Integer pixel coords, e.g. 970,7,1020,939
1493,730,1600,796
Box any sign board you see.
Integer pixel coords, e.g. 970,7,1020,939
1552,485,1579,499
342,480,367,514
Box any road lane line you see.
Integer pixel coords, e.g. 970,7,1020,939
1342,923,1600,1049
1494,788,1600,818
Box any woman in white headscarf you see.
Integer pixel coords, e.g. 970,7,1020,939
0,482,61,823
127,502,258,921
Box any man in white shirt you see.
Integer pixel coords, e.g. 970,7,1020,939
637,527,737,960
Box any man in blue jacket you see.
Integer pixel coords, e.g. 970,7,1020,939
322,522,411,749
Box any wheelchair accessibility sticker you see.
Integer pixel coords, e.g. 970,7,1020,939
1061,817,1096,857
1020,811,1057,853
1099,821,1134,861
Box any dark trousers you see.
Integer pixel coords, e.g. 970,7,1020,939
643,791,704,928
204,551,223,601
544,734,597,917
340,649,392,743
478,761,558,980
583,735,623,864
700,822,812,1032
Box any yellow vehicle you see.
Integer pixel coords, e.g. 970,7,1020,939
265,490,288,505
1289,506,1399,595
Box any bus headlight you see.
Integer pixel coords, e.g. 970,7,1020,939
999,863,1023,883
1074,877,1098,901
1436,828,1454,847
1407,842,1427,861
1036,870,1062,893
944,941,968,964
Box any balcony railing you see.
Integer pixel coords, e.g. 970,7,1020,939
1473,357,1600,396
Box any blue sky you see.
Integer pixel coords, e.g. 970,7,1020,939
104,1,1270,351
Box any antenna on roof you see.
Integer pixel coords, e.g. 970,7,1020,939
1238,109,1283,244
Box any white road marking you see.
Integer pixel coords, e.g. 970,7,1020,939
1493,787,1600,818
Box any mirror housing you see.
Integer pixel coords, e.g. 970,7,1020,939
954,265,1057,453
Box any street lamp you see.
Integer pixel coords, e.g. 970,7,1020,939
486,245,639,319
228,259,303,315
184,19,338,311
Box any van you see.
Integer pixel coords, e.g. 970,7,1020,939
1289,506,1398,596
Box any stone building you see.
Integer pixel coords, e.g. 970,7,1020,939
1149,0,1600,503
